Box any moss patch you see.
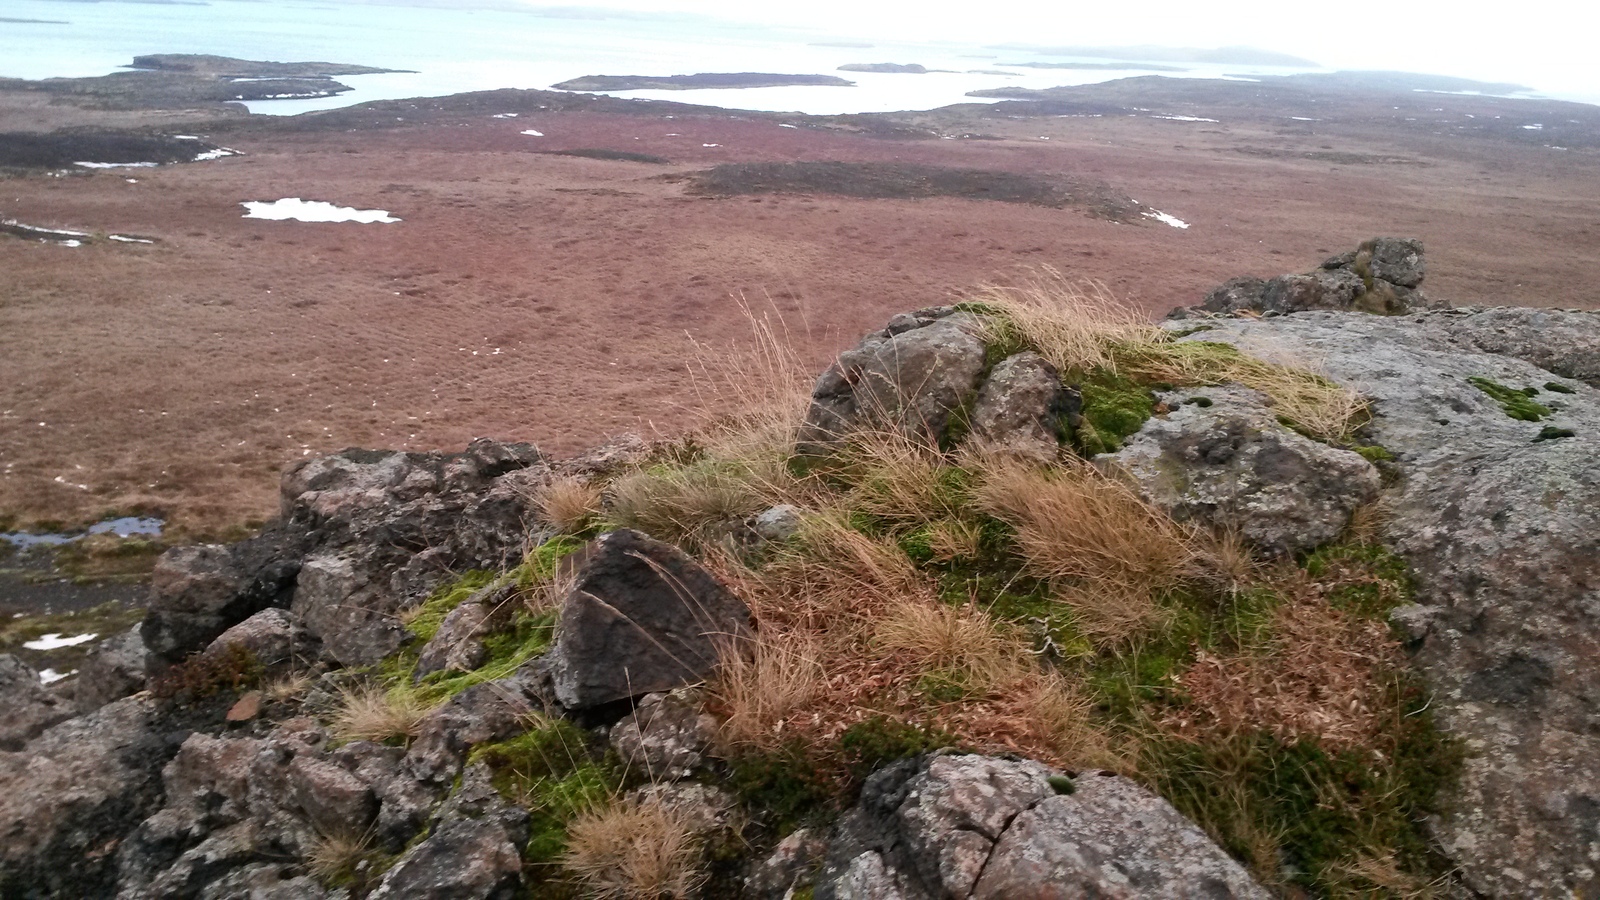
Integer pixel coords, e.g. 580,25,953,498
1467,376,1551,421
1071,368,1156,456
407,570,499,643
469,720,620,870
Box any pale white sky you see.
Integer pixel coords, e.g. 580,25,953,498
518,0,1599,99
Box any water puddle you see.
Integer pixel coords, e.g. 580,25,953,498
1,218,161,247
1,516,164,551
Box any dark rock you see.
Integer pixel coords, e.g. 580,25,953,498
406,659,558,786
746,827,828,900
1368,236,1425,287
1106,385,1381,556
201,607,318,678
289,754,378,838
0,653,73,750
74,627,148,712
367,767,528,900
0,696,177,898
141,522,307,673
969,351,1073,463
797,309,987,454
1199,276,1266,313
545,529,752,709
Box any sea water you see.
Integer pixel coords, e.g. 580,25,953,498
0,0,1330,116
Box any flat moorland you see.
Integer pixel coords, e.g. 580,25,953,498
1,79,1597,534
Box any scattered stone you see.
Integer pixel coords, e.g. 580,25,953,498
797,308,987,454
750,504,804,542
406,659,558,785
1190,237,1442,317
225,691,262,722
202,607,318,678
746,827,828,900
545,529,752,709
1106,385,1381,556
610,689,719,781
368,766,528,900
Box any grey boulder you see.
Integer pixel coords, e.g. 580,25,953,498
968,351,1073,464
0,653,73,750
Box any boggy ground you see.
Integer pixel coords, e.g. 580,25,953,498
1,77,1598,537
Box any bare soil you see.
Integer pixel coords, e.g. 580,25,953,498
2,81,1597,536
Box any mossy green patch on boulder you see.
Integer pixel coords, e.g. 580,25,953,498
1072,368,1156,456
1467,376,1552,421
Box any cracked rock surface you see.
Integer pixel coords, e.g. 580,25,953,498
813,753,1268,900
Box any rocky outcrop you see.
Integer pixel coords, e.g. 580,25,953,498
968,350,1075,463
0,696,177,898
73,628,148,712
545,529,752,709
0,654,73,749
1187,237,1443,317
797,307,988,454
815,753,1269,899
1184,307,1600,896
368,765,528,900
414,582,514,680
1106,385,1381,555
609,688,719,781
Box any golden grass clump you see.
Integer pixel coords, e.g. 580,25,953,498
606,460,779,547
685,293,816,464
534,476,604,534
305,830,384,888
973,456,1194,639
710,633,826,752
838,432,970,524
965,270,1163,374
874,600,1026,695
330,684,433,744
563,796,708,900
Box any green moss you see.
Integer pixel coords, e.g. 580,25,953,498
1046,774,1077,795
1146,680,1462,892
1467,376,1551,421
1071,368,1156,456
518,535,586,586
1544,381,1577,394
406,609,559,706
469,720,618,867
1534,426,1576,442
1301,543,1413,619
839,716,955,780
1351,444,1394,463
727,742,837,836
408,570,499,643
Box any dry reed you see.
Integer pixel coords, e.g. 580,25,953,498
563,796,708,900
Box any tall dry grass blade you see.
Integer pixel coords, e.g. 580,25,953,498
964,269,1163,375
873,600,1027,694
331,684,432,743
710,633,825,752
533,475,604,534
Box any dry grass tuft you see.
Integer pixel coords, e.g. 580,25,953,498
330,684,433,744
1165,592,1404,751
874,600,1026,694
535,476,604,534
974,456,1193,640
606,459,782,547
305,829,382,888
263,670,315,704
965,270,1162,374
710,633,826,752
564,796,708,900
686,293,816,466
839,432,969,524
1325,853,1441,898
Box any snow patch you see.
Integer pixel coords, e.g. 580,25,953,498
520,129,544,136
242,199,400,224
492,113,519,118
74,161,158,169
109,234,154,244
193,148,239,161
24,632,97,651
38,669,76,685
1151,115,1219,123
702,143,721,147
1143,210,1190,229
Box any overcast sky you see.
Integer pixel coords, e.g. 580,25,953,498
516,0,1598,99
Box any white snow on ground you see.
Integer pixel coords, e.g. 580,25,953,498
702,143,721,147
520,129,544,136
1522,124,1543,130
1151,115,1219,122
61,240,82,247
779,123,798,128
241,199,400,223
2,219,88,237
1289,116,1319,121
193,148,238,161
24,632,97,651
38,669,76,685
1143,210,1191,229
109,235,154,244
174,135,201,140
74,161,158,168
492,113,518,118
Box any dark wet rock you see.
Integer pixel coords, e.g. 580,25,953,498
1106,385,1381,556
1188,237,1439,318
0,696,177,899
368,766,528,900
969,350,1073,463
814,753,1267,900
797,308,987,454
141,522,307,673
201,607,318,678
0,653,73,750
1183,309,1600,896
545,529,752,709
610,689,719,781
414,583,515,680
74,627,148,712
